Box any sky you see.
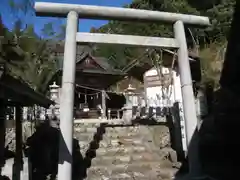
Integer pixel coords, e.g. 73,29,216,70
0,0,132,35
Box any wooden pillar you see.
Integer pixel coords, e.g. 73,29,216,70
101,90,106,119
0,100,6,175
12,105,23,180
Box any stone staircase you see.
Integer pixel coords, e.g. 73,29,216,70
74,119,180,180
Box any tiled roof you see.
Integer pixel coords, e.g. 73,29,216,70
55,44,123,75
0,68,54,107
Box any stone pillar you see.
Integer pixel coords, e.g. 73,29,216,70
195,89,208,129
0,100,6,175
101,90,106,119
22,107,28,121
174,20,201,177
12,105,23,180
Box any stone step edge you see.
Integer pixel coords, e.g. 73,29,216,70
86,172,156,180
88,161,175,171
95,145,146,152
91,155,169,164
74,119,129,124
78,142,161,151
85,177,147,180
81,146,161,156
74,119,108,124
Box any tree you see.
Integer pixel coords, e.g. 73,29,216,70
0,0,64,94
202,0,235,42
1,14,58,94
41,21,66,40
92,0,201,67
0,15,25,69
8,0,66,40
92,0,235,88
11,24,58,94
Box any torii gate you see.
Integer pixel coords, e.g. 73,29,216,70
34,3,210,180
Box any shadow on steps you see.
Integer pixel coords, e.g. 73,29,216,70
80,123,106,179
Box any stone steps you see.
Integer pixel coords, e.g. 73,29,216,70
90,160,173,170
74,127,99,133
73,121,178,180
104,126,143,134
103,131,145,138
91,153,165,166
86,163,177,180
74,132,95,141
74,123,103,157
98,138,143,148
95,145,147,156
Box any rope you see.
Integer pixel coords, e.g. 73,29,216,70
77,91,100,96
75,84,138,95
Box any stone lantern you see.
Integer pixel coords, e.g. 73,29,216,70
122,84,137,121
49,81,60,102
47,82,60,119
124,84,137,106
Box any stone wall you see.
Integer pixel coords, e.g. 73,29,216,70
5,121,34,153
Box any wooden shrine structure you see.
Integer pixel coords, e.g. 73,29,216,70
0,65,54,179
51,45,126,118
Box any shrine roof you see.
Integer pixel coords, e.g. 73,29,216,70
0,66,54,108
55,44,124,76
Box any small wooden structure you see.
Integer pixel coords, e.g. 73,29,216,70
124,49,202,82
52,45,125,118
0,65,54,179
53,45,125,88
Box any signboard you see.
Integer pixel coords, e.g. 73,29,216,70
144,74,172,88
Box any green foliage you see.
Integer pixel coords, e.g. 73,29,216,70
0,16,25,66
7,0,66,40
11,26,58,94
93,0,201,69
200,42,227,88
203,0,235,42
41,21,66,40
0,16,58,94
92,0,235,86
0,0,65,94
8,0,33,15
2,0,235,92
42,22,56,37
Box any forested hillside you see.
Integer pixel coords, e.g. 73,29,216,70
0,0,236,92
91,0,235,87
0,0,65,94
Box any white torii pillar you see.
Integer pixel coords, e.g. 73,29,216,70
57,11,78,180
34,2,210,180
